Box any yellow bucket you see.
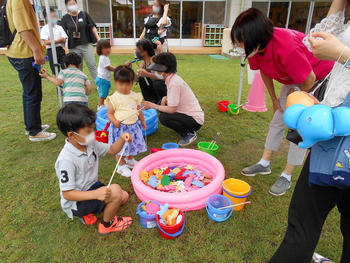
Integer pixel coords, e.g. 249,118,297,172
222,178,251,211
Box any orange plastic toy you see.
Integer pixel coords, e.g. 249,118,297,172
163,208,180,226
286,91,317,108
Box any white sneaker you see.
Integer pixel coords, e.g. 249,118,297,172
312,252,332,263
117,164,132,178
126,158,138,169
25,124,50,135
29,131,56,142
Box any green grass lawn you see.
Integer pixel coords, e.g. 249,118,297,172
0,54,342,262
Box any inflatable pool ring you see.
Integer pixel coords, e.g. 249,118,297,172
95,107,158,136
131,149,225,211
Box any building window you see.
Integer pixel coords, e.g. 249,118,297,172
252,1,269,16
112,0,133,38
182,1,203,39
168,0,181,38
135,0,153,38
269,2,289,27
288,2,310,32
204,1,226,24
87,0,111,23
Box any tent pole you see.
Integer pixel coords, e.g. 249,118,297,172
44,0,63,108
237,56,245,106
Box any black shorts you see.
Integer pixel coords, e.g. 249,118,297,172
72,181,106,217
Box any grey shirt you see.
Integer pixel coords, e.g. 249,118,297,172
55,139,110,219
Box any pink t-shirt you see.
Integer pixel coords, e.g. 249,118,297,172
248,28,334,85
165,74,204,125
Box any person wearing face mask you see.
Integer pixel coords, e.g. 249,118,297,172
126,39,167,104
40,8,68,75
141,53,204,147
55,103,133,235
61,0,100,83
231,8,334,196
139,0,171,54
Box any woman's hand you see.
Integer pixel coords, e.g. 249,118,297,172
309,32,346,61
125,61,132,68
272,98,284,114
161,96,168,106
141,101,155,110
137,68,148,78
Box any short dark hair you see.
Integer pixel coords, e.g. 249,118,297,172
43,8,55,20
64,52,82,68
231,8,274,57
96,40,111,56
136,39,155,57
56,103,96,136
114,66,135,83
65,0,77,5
152,52,177,73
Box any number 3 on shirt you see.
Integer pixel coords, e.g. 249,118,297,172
61,170,69,183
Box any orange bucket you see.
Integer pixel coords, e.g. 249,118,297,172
222,178,251,211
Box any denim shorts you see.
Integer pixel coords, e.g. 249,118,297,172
96,77,111,98
72,181,106,217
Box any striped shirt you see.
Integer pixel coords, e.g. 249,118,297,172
57,67,90,103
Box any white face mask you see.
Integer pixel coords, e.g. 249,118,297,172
73,132,95,146
67,4,79,13
154,71,164,80
153,5,160,14
234,46,259,58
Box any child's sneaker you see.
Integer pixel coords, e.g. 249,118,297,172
82,213,98,225
117,164,132,177
98,216,133,235
126,158,138,169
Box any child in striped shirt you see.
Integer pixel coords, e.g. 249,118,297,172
40,52,92,106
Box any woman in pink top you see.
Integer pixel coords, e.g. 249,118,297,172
231,8,334,196
142,53,204,146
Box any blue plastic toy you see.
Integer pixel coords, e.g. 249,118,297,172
284,104,350,148
147,176,158,188
192,180,204,188
162,142,179,150
32,62,46,75
95,107,158,136
157,203,169,220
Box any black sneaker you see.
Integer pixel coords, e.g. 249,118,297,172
178,132,197,147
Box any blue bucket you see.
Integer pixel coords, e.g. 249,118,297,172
162,143,179,150
205,194,233,222
136,201,161,229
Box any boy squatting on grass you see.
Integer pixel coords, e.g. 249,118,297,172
55,103,133,235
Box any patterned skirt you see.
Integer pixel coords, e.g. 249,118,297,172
108,121,147,157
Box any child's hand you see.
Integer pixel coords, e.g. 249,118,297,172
121,132,132,142
39,69,49,79
141,101,154,110
113,120,121,128
95,186,111,202
141,120,148,130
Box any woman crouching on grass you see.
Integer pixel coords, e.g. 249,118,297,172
141,52,204,146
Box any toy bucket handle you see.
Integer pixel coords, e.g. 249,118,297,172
222,184,252,198
156,218,186,238
205,204,233,222
219,102,228,108
103,122,111,133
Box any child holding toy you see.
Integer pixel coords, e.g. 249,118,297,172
55,103,133,235
107,66,148,177
96,40,115,111
40,52,92,106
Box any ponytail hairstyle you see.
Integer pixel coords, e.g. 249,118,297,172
114,65,136,83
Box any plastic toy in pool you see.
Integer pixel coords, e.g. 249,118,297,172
131,149,225,211
95,107,158,136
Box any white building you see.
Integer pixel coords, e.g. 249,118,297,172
36,0,333,47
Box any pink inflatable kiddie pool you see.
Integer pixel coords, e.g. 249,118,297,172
131,149,225,211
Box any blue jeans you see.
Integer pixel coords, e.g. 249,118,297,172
8,57,42,136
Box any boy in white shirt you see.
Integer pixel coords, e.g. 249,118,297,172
96,40,115,111
40,8,67,75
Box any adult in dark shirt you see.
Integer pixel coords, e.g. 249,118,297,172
126,39,167,104
60,0,100,83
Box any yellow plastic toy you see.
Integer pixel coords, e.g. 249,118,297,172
140,170,150,183
100,132,107,137
286,91,317,109
163,208,180,226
